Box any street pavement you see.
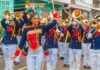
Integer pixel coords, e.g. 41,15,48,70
0,55,91,70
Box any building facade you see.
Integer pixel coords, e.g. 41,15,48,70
92,0,100,17
58,0,94,19
57,0,99,19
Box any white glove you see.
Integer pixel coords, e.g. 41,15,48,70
56,29,60,35
87,33,92,39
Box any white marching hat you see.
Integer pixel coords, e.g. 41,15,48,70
72,19,80,24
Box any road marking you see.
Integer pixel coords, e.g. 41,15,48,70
18,66,27,70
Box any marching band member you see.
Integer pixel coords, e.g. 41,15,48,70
82,19,93,69
13,13,57,70
52,10,64,60
69,19,84,70
14,13,26,65
14,4,35,64
59,21,71,67
44,10,60,70
44,24,59,70
63,21,71,67
90,18,100,70
1,11,19,70
57,23,65,60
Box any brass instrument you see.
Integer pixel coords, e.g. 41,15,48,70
40,18,48,24
14,12,22,20
56,18,62,23
86,27,96,39
61,19,69,23
86,24,100,38
55,18,69,26
91,19,97,27
71,9,81,19
96,24,100,32
79,15,87,21
86,17,100,38
25,0,30,9
94,15,100,21
4,10,17,38
85,16,100,39
62,22,66,26
71,9,88,22
5,10,11,19
4,10,14,23
86,21,98,39
25,0,31,19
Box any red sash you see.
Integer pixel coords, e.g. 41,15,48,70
48,28,55,38
27,33,39,51
85,27,90,33
64,28,68,34
72,29,78,38
94,31,100,37
6,26,12,32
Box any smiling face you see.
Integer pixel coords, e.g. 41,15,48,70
84,19,90,27
31,15,40,27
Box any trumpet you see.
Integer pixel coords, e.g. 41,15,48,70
86,25,97,39
5,10,11,20
86,18,100,38
14,12,22,20
25,0,30,9
4,10,15,24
